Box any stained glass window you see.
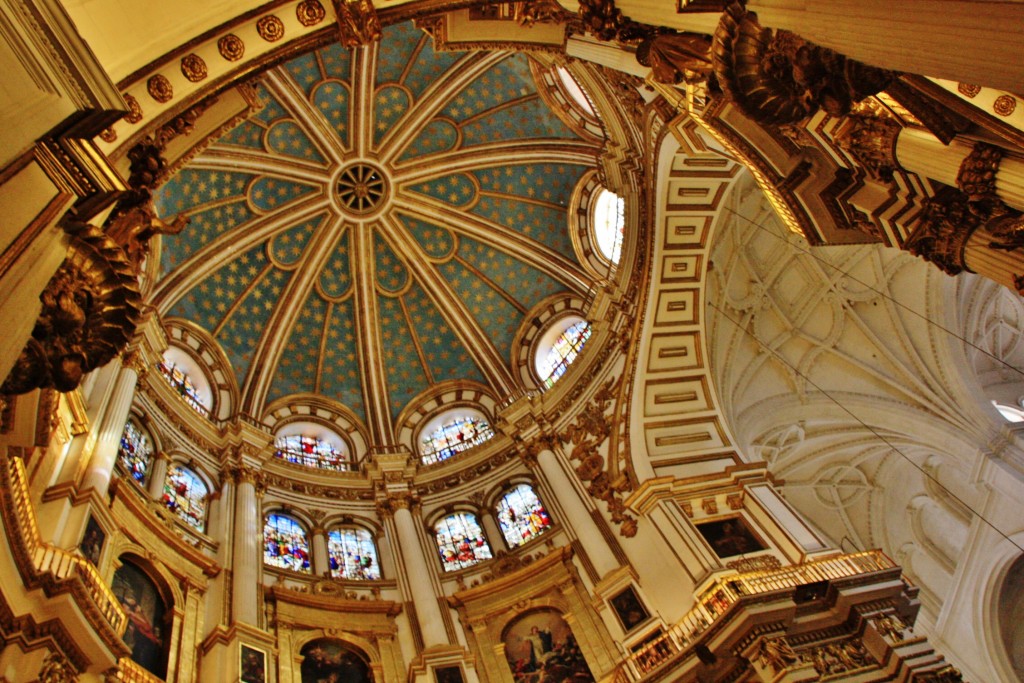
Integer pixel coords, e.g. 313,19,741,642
161,464,208,531
420,416,494,465
118,420,153,484
434,512,492,572
274,434,350,471
157,360,210,417
496,484,554,548
538,320,591,388
593,189,624,264
327,528,381,580
263,514,311,573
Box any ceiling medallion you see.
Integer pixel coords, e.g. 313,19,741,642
297,0,327,26
181,54,207,82
257,15,285,42
218,34,245,61
335,163,388,215
147,74,173,103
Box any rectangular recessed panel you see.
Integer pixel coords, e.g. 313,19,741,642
653,289,699,326
644,417,728,456
661,254,702,283
644,377,711,416
663,215,711,249
666,178,728,211
647,333,702,372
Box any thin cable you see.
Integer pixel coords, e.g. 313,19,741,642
721,205,1024,380
709,298,1024,555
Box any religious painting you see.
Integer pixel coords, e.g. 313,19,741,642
112,559,168,678
240,644,267,683
502,609,594,683
695,516,766,558
78,515,105,566
434,665,464,683
300,638,373,683
609,586,650,632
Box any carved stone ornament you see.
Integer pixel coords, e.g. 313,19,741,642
1,224,142,395
218,34,245,61
511,0,565,27
147,74,173,103
297,0,327,26
38,651,78,683
713,2,896,125
180,53,208,82
99,127,117,143
904,188,980,276
576,0,651,42
123,93,143,124
257,15,285,42
799,639,872,677
957,142,1003,202
636,32,712,85
332,0,382,48
994,94,1017,117
831,108,902,180
917,665,964,682
957,83,981,98
757,637,798,674
726,555,781,572
871,613,908,642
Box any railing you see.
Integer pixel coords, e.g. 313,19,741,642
613,551,898,682
2,454,127,636
109,658,164,683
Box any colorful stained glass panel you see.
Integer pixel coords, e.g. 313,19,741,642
496,484,554,548
327,528,381,580
434,513,491,572
264,514,311,573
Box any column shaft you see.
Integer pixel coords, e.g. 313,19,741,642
231,476,261,626
147,455,170,500
80,361,139,494
392,505,448,647
312,528,329,576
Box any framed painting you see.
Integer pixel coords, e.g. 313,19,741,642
502,609,594,682
240,644,267,683
695,516,767,558
609,586,650,632
79,515,105,566
434,665,464,683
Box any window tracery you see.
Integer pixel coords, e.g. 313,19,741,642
118,419,153,484
496,484,554,548
537,319,591,388
274,433,351,471
157,360,210,417
161,464,208,531
327,527,381,580
263,513,311,573
419,415,495,465
433,512,492,572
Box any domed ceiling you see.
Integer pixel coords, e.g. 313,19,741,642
150,21,604,430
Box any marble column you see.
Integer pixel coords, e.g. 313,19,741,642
231,467,264,626
203,472,233,637
384,497,449,647
479,509,506,553
147,452,170,500
80,352,144,494
311,526,330,576
532,446,620,578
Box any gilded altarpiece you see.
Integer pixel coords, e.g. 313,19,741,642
268,585,404,682
446,548,618,682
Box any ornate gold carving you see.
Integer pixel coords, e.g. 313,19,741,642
146,74,173,103
701,497,718,514
757,637,797,674
1,224,142,395
905,189,979,276
218,34,245,61
636,32,712,85
726,493,743,510
123,94,143,123
957,83,981,98
680,501,693,518
871,613,908,642
957,142,1003,202
918,665,964,682
577,0,650,42
799,639,872,676
332,0,382,48
99,127,116,143
38,651,78,683
257,15,285,42
831,109,902,180
713,3,895,125
297,0,327,26
994,94,1017,117
511,0,564,27
180,54,207,82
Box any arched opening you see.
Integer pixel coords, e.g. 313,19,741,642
157,346,213,417
535,316,591,389
496,484,554,548
263,512,311,574
418,409,494,465
433,512,492,572
161,463,209,531
299,638,374,683
117,418,154,485
999,553,1024,680
274,421,352,471
327,526,381,580
112,557,172,679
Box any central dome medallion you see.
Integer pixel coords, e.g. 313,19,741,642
335,162,389,216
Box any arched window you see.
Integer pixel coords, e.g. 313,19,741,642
263,513,311,573
327,527,381,580
994,400,1024,422
274,432,350,471
537,318,591,388
118,419,153,484
419,414,494,465
592,188,624,265
556,66,597,117
496,484,554,548
434,512,492,572
161,464,209,531
157,347,212,417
